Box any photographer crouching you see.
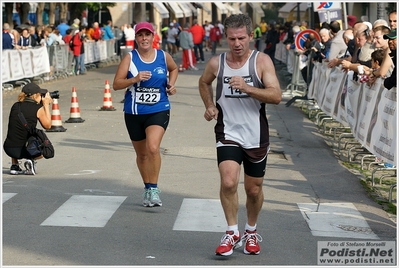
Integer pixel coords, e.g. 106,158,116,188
3,83,53,175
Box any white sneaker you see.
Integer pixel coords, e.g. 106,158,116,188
148,188,162,207
24,159,36,175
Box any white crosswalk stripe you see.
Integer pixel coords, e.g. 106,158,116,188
297,203,380,239
173,198,226,232
40,195,127,227
2,193,17,203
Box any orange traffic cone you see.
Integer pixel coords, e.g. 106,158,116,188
65,87,85,123
100,80,116,111
47,98,67,132
179,64,184,72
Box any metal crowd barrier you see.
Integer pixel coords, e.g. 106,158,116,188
2,40,119,88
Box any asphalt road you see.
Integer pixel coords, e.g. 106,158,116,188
2,43,396,267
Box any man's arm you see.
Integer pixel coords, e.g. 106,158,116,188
199,56,219,121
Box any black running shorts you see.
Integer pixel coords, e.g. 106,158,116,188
217,145,268,178
124,110,170,141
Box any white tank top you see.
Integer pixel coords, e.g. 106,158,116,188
215,51,270,149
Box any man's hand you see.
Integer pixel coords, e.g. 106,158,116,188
204,105,218,121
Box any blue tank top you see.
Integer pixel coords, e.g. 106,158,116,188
124,49,170,115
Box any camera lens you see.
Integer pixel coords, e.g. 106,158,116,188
49,90,60,99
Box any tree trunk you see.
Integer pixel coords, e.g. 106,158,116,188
59,3,68,21
20,3,31,25
37,3,44,26
48,3,56,25
5,3,14,28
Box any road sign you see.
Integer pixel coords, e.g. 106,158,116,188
295,29,321,52
313,2,342,12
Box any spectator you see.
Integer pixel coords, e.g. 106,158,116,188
209,22,222,56
3,23,14,50
152,24,161,50
300,20,308,31
328,27,354,68
179,22,198,70
357,22,375,68
260,19,267,39
16,28,31,49
72,26,88,75
328,20,348,60
264,21,279,64
113,25,124,56
300,33,320,83
365,26,394,85
389,10,397,30
286,25,300,73
90,22,101,41
57,18,69,37
216,20,224,47
341,22,370,72
383,29,397,89
358,49,384,83
124,23,135,49
52,29,65,45
102,20,115,40
204,20,214,51
161,24,169,51
69,18,80,35
35,25,43,44
190,19,205,63
28,26,38,43
167,22,179,58
63,28,75,75
314,27,332,62
253,23,262,51
3,83,53,175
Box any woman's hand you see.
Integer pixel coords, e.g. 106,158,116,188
166,84,176,95
41,92,53,106
137,71,152,82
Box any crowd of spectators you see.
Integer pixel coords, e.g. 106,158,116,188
263,10,397,89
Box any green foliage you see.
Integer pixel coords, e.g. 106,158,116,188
263,8,279,24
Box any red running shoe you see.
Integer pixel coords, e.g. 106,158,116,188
215,230,242,256
243,229,263,255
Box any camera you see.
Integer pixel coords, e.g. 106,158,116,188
43,90,60,99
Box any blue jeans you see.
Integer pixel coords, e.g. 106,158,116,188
194,43,204,61
74,54,85,74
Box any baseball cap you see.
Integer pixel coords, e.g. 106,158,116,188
22,83,48,96
383,28,397,40
135,22,154,34
170,22,174,27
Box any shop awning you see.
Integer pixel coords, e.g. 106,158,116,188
214,2,228,14
152,2,169,19
166,2,184,18
278,3,309,19
177,2,192,17
224,4,241,14
248,2,264,16
185,2,198,16
194,2,211,14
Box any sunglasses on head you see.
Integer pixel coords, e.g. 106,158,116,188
363,27,370,37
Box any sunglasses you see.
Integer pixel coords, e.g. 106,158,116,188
363,27,370,37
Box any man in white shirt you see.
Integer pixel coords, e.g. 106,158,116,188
124,23,135,49
167,22,179,58
204,20,214,51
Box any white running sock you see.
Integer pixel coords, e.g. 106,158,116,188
245,223,257,231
